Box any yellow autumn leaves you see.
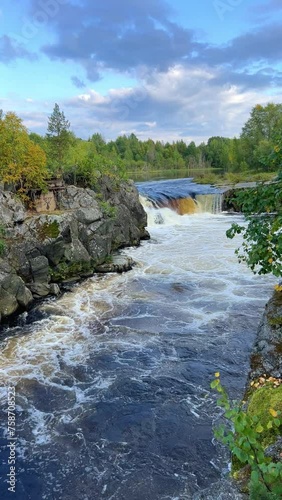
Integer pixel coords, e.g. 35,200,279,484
0,112,48,195
269,408,278,418
250,375,282,389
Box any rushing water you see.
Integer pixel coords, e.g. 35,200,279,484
0,179,274,499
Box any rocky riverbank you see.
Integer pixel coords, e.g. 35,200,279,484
223,291,282,495
0,177,149,324
249,291,282,380
198,291,282,499
246,291,282,458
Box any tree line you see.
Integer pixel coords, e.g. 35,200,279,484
0,102,282,198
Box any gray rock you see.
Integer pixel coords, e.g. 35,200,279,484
75,207,102,224
0,178,148,322
96,255,135,273
265,437,282,462
1,206,15,227
17,286,33,308
49,283,61,296
1,275,33,309
13,207,26,223
44,239,66,266
30,256,50,283
1,275,24,295
28,283,51,298
249,292,282,379
87,235,112,262
0,260,13,274
0,288,18,317
0,191,26,226
56,186,97,210
64,239,91,263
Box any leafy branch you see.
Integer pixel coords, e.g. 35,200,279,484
211,373,282,499
226,179,282,277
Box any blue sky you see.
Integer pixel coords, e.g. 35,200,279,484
0,0,282,143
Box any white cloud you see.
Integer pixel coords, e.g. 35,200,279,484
61,64,282,142
4,64,282,143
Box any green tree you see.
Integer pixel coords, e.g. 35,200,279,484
0,111,48,198
46,103,71,175
64,138,90,185
226,179,282,277
29,132,48,152
90,133,106,155
205,136,232,172
241,103,282,171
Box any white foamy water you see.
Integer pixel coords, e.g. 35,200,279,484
0,200,275,499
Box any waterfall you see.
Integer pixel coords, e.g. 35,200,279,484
139,193,223,227
137,178,223,222
196,193,223,214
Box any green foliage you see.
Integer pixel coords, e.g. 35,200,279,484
211,374,282,498
241,103,282,172
1,101,282,196
226,179,282,276
99,201,117,218
46,103,72,175
0,111,48,197
50,260,93,282
51,103,282,178
37,221,60,241
247,386,282,447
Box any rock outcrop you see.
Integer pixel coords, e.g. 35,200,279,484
233,291,282,488
0,178,148,323
249,291,282,379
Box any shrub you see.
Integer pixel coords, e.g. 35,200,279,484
211,373,282,498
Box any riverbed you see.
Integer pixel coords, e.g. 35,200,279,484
0,179,274,499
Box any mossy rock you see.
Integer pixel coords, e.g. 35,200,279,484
247,385,282,448
50,260,94,282
268,316,282,326
38,221,60,241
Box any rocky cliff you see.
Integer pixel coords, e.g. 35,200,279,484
0,177,149,323
249,291,282,380
231,291,282,492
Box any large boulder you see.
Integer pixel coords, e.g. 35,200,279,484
30,256,50,283
249,291,282,379
0,178,148,323
0,191,26,226
0,273,33,318
56,186,100,210
96,177,148,239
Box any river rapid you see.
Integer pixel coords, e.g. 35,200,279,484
0,179,274,499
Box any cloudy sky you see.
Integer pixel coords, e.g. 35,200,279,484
0,0,282,143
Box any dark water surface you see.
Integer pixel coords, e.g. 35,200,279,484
0,180,274,499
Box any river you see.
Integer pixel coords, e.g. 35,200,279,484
0,178,274,499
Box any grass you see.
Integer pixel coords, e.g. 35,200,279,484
193,171,277,185
128,168,278,185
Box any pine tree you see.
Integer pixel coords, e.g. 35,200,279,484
46,103,71,176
